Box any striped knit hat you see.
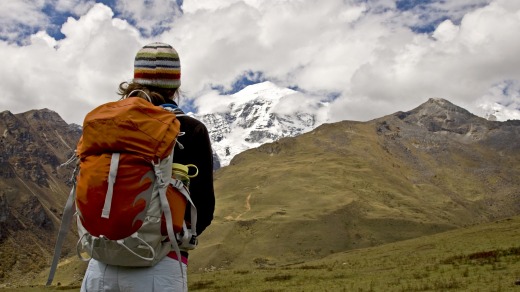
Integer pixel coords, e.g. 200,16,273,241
133,42,181,89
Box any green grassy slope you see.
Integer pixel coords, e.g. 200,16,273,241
12,215,520,291
190,116,520,273
188,216,520,291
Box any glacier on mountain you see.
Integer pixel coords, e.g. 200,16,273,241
191,81,328,167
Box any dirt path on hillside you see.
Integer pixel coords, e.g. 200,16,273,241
235,193,251,220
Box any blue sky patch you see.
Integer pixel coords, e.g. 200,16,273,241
42,4,70,40
213,71,267,95
410,15,451,34
396,0,435,11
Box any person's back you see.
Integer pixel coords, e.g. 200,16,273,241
80,42,215,292
172,113,215,235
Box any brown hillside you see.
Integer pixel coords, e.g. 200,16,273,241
189,98,520,272
0,109,81,284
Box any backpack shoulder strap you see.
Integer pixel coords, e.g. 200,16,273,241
46,168,78,286
153,157,187,282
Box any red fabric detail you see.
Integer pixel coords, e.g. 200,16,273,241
163,186,187,234
134,72,181,80
167,251,188,265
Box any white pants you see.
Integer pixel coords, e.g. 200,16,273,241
80,257,187,292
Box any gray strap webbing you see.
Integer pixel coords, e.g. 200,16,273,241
187,188,198,236
46,183,77,286
102,153,120,218
171,179,198,236
154,161,186,291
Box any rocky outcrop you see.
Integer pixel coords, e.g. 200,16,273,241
0,109,80,186
0,108,81,265
21,196,53,230
0,193,11,241
0,193,22,242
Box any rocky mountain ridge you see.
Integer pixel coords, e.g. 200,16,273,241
0,108,81,283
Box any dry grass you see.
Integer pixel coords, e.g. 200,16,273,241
186,216,520,292
187,118,520,276
13,215,520,292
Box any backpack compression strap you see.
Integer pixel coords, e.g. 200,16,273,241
101,153,120,218
46,174,78,286
171,179,198,243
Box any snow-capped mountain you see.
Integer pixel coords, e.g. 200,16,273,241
192,81,327,167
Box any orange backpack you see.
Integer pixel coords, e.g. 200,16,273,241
47,97,197,285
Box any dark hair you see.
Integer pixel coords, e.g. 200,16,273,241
117,82,180,106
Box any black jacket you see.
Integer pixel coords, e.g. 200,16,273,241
172,110,215,235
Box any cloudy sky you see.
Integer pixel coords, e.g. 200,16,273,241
1,0,519,125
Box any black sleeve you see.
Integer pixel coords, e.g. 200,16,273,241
175,118,215,235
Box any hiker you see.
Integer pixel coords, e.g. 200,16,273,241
80,42,215,291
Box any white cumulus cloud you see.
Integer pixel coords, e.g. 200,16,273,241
0,0,519,125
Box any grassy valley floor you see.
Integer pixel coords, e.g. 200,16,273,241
186,216,520,291
3,215,520,291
